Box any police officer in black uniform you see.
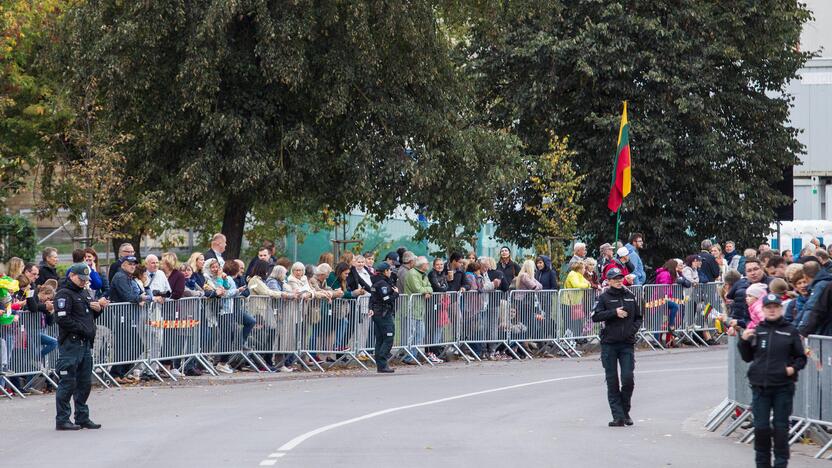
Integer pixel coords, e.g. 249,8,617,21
368,262,399,373
54,262,109,431
591,267,642,427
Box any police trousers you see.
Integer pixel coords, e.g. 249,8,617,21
600,342,635,420
55,336,93,425
752,384,794,468
372,313,395,370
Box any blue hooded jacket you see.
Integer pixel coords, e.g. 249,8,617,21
625,243,646,285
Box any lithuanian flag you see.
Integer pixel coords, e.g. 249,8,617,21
607,101,631,212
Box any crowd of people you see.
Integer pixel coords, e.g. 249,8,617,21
3,231,832,388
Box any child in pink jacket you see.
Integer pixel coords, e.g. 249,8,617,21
745,282,768,330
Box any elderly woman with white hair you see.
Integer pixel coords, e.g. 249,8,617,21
271,262,316,372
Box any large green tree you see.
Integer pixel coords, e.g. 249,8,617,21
458,1,813,263
52,0,522,258
0,0,71,202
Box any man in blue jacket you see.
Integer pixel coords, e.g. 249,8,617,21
624,233,646,285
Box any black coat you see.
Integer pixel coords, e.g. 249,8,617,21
592,286,643,345
369,276,399,318
36,262,59,286
55,281,101,344
698,251,720,282
496,260,520,290
427,269,449,293
738,318,806,387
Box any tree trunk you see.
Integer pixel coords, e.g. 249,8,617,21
221,193,251,260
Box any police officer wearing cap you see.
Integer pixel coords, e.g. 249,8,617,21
591,267,642,427
739,293,806,467
54,262,109,431
368,262,399,373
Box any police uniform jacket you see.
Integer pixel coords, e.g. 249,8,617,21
369,277,399,318
738,317,807,387
55,281,102,345
591,285,642,344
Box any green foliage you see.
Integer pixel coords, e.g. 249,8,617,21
0,214,37,262
494,134,583,266
52,0,524,258
0,0,73,202
458,0,814,262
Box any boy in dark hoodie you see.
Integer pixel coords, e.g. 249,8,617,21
738,293,806,468
534,255,559,290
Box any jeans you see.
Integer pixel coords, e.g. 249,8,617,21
667,301,679,328
335,318,350,349
40,332,58,359
406,318,425,361
600,342,635,421
752,384,794,468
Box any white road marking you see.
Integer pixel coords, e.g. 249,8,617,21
258,364,724,464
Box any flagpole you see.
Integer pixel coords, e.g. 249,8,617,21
614,207,621,246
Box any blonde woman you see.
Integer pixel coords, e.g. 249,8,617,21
5,257,24,279
188,252,208,290
512,259,543,346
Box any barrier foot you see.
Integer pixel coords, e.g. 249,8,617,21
678,330,700,348
0,382,12,399
248,352,272,373
707,403,738,432
41,372,59,390
301,352,325,373
452,344,472,363
514,342,534,360
196,354,219,376
815,437,832,459
721,408,751,437
739,427,755,444
690,330,710,347
503,341,522,361
461,342,482,361
704,398,731,428
142,361,165,382
547,339,570,359
1,376,25,399
402,348,423,366
92,365,119,388
151,360,177,382
236,352,260,373
416,348,434,367
788,420,809,445
346,352,369,371
293,353,312,372
562,339,582,358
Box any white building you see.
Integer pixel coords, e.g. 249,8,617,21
791,0,832,220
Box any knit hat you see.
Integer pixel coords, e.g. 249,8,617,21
769,278,789,296
746,282,768,299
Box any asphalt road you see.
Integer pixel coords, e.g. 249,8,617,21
1,347,827,468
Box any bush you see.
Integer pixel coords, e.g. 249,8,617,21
0,215,38,263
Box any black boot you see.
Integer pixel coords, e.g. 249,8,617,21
377,367,395,374
56,422,81,431
608,419,625,427
76,420,102,429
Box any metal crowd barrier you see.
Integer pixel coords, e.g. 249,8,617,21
0,282,763,401
706,335,832,459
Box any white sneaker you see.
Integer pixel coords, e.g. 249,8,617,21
278,366,294,373
170,368,183,378
130,369,142,380
215,363,233,374
429,355,444,363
